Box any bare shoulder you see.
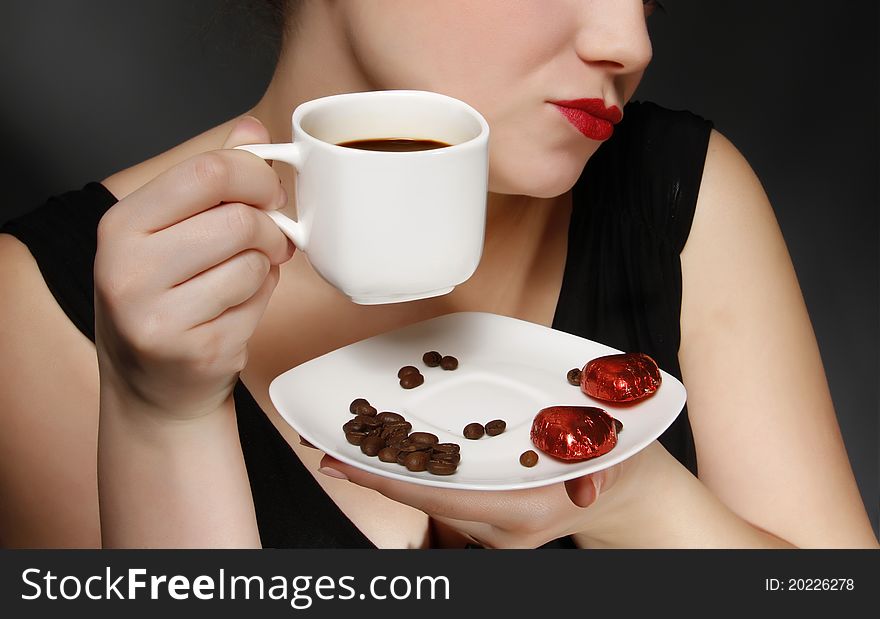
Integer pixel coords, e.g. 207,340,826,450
0,233,101,547
678,129,878,547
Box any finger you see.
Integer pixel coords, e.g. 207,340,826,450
168,249,273,327
320,455,553,523
564,464,622,508
152,201,294,287
203,264,281,346
117,119,283,233
121,149,286,234
564,475,600,508
222,115,272,150
187,264,280,342
168,265,280,377
299,435,319,450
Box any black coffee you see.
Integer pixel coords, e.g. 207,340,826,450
336,138,451,152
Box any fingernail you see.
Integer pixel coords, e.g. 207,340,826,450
239,114,262,128
318,467,348,481
592,475,603,497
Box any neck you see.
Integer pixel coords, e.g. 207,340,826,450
249,1,372,144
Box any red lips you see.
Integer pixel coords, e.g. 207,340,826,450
550,98,623,141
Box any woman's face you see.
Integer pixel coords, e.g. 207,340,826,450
338,0,654,197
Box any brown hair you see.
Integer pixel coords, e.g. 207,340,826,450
263,0,292,36
208,0,301,65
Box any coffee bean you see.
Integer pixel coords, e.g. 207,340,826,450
343,397,463,476
349,398,370,414
360,435,385,457
430,452,460,465
350,399,377,416
378,446,400,463
440,355,458,370
398,442,431,454
400,372,425,389
614,418,623,433
485,419,506,436
353,414,382,426
408,432,439,446
403,451,429,472
426,460,457,475
342,419,361,432
343,419,369,433
463,422,484,440
383,420,412,432
398,365,420,379
422,351,442,367
345,431,369,446
566,368,582,386
382,418,411,429
386,434,410,449
380,424,411,441
376,411,405,424
519,450,539,467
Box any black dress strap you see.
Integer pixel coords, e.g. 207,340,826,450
2,182,115,341
553,100,713,478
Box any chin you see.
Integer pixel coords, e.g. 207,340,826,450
489,151,588,198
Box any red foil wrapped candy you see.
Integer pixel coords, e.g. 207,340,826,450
581,352,661,403
530,406,620,462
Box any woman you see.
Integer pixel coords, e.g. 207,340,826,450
0,0,875,548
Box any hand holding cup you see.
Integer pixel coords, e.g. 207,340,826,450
94,116,293,420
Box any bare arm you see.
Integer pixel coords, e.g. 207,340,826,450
571,129,877,548
95,117,288,547
0,234,101,547
0,233,261,549
577,129,878,547
676,129,876,547
97,387,260,548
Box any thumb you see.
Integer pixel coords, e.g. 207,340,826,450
223,115,272,150
564,474,600,508
564,464,621,508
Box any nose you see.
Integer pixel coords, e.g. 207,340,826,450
573,0,653,75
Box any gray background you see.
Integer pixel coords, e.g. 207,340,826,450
1,1,877,537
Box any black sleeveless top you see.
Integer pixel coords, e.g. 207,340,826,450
2,101,712,548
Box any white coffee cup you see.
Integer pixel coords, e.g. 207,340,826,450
236,90,489,305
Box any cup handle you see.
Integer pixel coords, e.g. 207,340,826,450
234,142,308,251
